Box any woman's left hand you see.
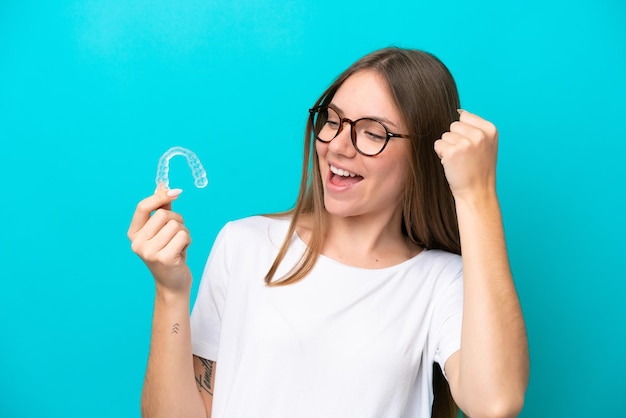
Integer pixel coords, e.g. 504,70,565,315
434,110,499,201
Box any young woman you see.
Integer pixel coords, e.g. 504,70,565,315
128,47,529,418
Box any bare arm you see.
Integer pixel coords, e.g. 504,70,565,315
128,190,212,418
435,111,530,417
193,355,216,411
140,291,211,418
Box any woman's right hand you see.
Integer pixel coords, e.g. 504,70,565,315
127,188,192,295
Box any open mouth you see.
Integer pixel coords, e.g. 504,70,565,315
329,164,363,186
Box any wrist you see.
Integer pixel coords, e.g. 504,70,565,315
453,187,500,212
154,281,192,306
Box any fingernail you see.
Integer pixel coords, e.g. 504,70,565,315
167,188,183,198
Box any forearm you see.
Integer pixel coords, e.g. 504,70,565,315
141,287,207,418
455,190,529,416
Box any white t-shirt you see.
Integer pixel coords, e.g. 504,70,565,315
190,216,463,418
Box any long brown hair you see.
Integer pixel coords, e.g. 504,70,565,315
265,47,462,417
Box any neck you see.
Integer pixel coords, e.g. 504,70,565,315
320,208,421,269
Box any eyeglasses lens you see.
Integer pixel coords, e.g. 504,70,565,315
312,107,388,156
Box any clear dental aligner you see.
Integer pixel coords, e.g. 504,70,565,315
156,146,208,189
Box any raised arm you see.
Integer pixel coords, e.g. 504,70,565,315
128,190,214,418
434,110,530,418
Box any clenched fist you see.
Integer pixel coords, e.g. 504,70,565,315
434,110,499,202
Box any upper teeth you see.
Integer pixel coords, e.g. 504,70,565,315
330,165,357,177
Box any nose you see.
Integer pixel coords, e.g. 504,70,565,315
327,119,357,157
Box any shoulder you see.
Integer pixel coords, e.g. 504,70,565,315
223,214,289,234
419,249,462,271
413,249,463,289
218,215,292,249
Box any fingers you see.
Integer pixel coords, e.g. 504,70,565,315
127,189,183,239
457,109,497,137
133,219,191,264
128,187,193,292
452,111,497,145
433,110,499,198
128,186,192,269
434,110,498,161
137,208,184,240
165,229,192,262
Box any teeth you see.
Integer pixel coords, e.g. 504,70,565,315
330,165,357,177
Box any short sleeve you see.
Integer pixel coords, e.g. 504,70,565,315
430,260,464,380
190,223,232,361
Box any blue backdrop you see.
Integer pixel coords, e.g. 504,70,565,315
1,1,624,416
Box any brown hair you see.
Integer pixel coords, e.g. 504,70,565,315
265,47,462,417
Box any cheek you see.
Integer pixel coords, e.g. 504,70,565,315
379,158,411,200
379,150,410,182
315,143,328,179
393,145,412,180
388,164,409,188
315,141,327,160
315,142,330,176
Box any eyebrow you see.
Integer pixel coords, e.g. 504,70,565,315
328,103,400,129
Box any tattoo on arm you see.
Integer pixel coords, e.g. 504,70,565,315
171,323,180,334
195,358,214,396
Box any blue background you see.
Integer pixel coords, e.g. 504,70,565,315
1,0,624,416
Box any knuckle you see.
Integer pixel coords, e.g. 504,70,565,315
489,126,499,140
153,208,167,219
136,201,151,213
178,229,192,243
166,219,180,230
143,248,158,263
130,240,141,253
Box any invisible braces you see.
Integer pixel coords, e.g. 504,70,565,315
155,146,208,190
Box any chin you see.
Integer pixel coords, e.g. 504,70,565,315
323,199,362,219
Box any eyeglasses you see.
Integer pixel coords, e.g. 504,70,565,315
308,106,411,156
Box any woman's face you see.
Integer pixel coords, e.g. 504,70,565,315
316,70,411,221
